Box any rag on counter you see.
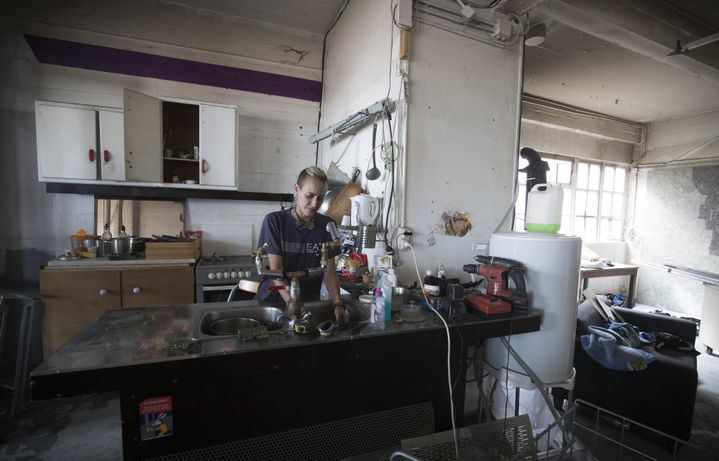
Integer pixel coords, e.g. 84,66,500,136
580,326,655,371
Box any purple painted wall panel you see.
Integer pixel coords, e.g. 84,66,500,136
24,34,322,102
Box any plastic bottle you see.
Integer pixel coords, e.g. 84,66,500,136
102,223,112,241
101,224,112,256
371,285,386,330
383,269,398,320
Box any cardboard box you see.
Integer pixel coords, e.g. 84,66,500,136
145,239,201,260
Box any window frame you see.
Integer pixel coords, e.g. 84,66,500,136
513,152,629,242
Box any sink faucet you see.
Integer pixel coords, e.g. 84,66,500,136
252,227,340,319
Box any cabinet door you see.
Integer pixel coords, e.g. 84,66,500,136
121,266,194,308
99,109,126,180
124,89,162,182
199,104,236,187
40,269,121,357
36,103,98,180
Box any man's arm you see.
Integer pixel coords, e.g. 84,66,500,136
267,253,291,303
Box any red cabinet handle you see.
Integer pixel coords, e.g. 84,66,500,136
103,150,110,162
202,159,208,174
89,149,95,162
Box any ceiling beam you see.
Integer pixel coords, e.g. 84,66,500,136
535,0,719,85
522,95,643,144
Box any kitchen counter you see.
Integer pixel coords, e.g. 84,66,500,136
45,256,196,267
32,299,539,384
31,300,541,460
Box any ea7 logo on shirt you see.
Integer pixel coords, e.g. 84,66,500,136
305,243,321,253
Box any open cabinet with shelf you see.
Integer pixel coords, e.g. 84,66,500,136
162,101,200,184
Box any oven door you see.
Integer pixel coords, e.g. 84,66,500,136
198,284,256,303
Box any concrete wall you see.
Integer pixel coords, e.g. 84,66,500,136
0,0,323,290
629,110,719,315
320,1,523,283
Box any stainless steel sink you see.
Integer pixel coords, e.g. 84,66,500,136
192,300,370,340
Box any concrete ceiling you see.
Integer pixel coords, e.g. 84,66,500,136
160,0,719,124
511,0,719,123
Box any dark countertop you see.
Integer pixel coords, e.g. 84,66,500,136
31,299,541,398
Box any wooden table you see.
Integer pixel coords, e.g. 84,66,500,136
579,263,639,308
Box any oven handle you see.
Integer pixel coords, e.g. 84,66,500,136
201,284,238,292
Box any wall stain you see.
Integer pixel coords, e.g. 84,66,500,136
693,165,719,255
438,211,472,237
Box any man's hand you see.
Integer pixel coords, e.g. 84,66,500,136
334,303,349,325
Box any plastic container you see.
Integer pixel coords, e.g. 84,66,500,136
525,183,563,233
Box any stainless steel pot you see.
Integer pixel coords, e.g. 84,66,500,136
110,236,140,256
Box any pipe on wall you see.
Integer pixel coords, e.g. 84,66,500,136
494,34,525,233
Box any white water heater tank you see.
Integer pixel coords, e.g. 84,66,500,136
484,232,581,385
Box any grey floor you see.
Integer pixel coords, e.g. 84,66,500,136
1,353,718,460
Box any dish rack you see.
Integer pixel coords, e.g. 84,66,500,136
386,398,718,461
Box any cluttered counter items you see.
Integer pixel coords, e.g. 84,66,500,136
31,299,538,379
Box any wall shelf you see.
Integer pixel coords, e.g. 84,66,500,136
163,157,198,163
45,183,293,202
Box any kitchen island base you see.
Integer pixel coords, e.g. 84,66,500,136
31,302,540,460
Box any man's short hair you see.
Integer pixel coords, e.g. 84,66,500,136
296,166,328,187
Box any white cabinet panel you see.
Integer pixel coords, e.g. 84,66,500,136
36,103,97,180
199,104,236,187
124,89,162,182
99,110,125,181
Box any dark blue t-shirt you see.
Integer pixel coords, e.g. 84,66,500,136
255,209,340,302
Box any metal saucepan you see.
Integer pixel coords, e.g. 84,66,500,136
110,236,141,256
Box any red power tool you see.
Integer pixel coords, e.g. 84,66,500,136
463,255,529,316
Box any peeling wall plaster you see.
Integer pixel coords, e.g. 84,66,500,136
634,166,719,316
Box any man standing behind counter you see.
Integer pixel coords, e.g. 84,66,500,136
255,166,349,324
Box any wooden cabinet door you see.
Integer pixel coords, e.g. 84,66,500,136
40,269,121,357
36,103,98,180
121,266,194,308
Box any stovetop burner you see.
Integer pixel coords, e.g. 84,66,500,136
202,252,225,263
196,255,255,267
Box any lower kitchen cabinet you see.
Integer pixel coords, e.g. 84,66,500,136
40,265,194,357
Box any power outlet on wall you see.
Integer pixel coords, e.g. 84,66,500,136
398,226,412,250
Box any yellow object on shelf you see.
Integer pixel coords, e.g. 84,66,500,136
79,251,96,258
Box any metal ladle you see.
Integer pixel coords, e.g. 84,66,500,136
365,122,381,180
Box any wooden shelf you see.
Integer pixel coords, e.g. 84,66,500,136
163,157,198,163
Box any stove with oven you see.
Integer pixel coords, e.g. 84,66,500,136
195,255,258,303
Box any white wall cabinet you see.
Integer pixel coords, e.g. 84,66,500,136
36,101,125,182
123,89,162,182
36,93,237,188
99,110,126,181
199,104,236,187
125,91,237,188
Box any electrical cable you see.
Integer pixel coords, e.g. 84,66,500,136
499,318,512,461
384,111,396,249
383,1,397,101
407,242,459,459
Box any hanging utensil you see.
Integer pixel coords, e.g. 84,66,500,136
365,123,381,180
